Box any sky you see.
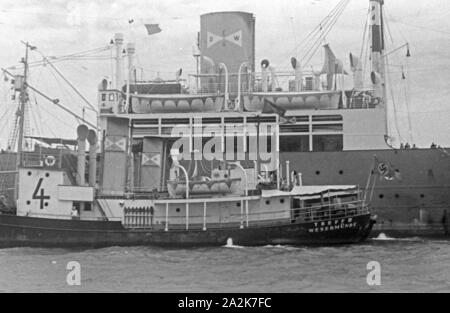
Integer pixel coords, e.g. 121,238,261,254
1,0,450,149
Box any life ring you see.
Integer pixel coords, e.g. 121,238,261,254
261,59,270,69
44,155,56,167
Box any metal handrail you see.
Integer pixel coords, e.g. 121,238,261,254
122,199,369,229
22,211,122,222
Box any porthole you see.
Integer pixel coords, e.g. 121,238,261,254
44,202,49,207
420,194,425,198
27,171,32,176
315,171,321,175
280,199,285,204
379,194,384,199
45,173,50,177
339,170,344,175
176,208,181,213
26,201,31,205
236,202,241,207
395,194,400,199
265,200,270,205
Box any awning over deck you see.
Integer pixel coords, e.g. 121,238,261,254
25,136,78,147
261,185,358,198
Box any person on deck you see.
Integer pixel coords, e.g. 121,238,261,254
71,206,80,220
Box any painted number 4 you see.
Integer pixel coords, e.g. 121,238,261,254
32,178,50,209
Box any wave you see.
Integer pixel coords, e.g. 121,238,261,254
262,244,303,251
223,238,244,249
371,233,425,242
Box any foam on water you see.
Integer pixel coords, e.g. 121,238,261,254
223,238,244,249
373,233,395,241
372,233,425,242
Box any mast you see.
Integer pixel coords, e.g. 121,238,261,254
16,42,31,167
369,0,388,134
14,42,33,202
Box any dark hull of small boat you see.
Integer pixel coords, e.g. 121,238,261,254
0,213,375,249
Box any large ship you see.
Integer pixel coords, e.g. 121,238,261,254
0,0,449,239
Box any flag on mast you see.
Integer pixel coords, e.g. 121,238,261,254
145,24,162,36
374,156,402,181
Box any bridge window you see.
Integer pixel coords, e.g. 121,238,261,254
280,124,309,133
280,135,309,152
313,135,343,152
312,124,343,133
312,115,343,122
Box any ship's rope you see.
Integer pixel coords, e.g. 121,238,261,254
384,7,414,145
291,0,348,57
300,0,350,68
360,8,371,88
7,46,112,71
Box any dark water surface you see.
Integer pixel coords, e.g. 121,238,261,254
0,237,449,293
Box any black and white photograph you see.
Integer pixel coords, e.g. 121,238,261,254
0,0,449,297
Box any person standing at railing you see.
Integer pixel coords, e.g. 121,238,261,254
71,206,80,220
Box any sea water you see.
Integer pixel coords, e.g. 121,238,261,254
0,238,449,293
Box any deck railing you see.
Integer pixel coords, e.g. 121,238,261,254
122,198,369,231
292,200,370,222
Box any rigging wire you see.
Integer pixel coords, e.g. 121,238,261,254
7,46,112,70
359,7,370,86
300,0,350,68
45,63,85,126
291,0,347,57
384,6,414,144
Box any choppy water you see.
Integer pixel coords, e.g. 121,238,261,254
0,237,449,293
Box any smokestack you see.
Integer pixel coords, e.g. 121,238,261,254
114,33,124,90
87,129,98,187
76,125,89,186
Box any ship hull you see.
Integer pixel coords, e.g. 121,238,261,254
3,148,449,238
283,148,450,238
0,213,374,249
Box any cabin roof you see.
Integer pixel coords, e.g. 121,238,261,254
25,136,78,146
106,112,280,120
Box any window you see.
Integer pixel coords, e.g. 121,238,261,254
280,124,309,133
108,93,115,101
313,135,343,152
162,118,190,125
280,135,309,152
101,93,106,101
84,203,92,211
312,124,343,133
312,115,343,122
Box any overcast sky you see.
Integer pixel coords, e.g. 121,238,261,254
1,0,450,148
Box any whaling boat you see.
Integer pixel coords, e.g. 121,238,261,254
0,62,375,247
4,0,449,246
0,40,375,248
